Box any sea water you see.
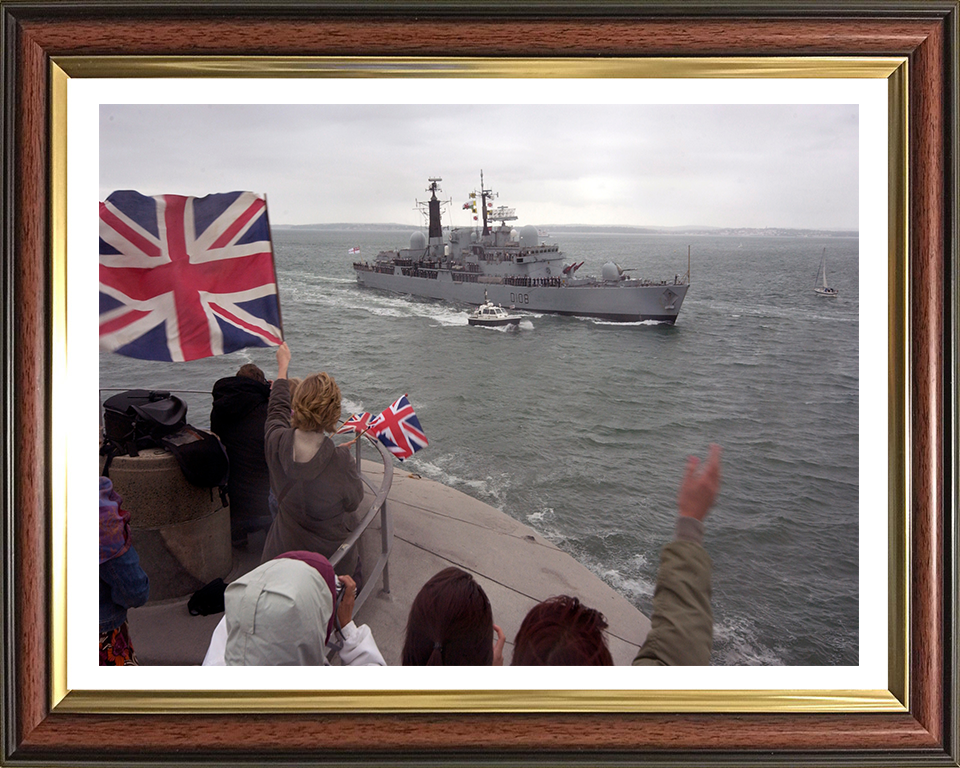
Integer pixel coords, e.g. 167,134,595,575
99,229,860,666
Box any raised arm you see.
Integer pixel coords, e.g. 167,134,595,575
265,343,294,443
275,341,291,380
633,444,721,666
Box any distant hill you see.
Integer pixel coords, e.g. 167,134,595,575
274,223,413,232
541,225,858,238
273,223,858,238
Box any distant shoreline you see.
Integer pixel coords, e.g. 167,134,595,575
273,223,858,238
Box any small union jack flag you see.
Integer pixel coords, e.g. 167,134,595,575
99,190,283,362
368,395,428,461
336,412,373,435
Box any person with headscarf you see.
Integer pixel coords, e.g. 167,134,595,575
99,476,150,665
202,551,385,666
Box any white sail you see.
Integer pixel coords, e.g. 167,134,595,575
814,248,838,297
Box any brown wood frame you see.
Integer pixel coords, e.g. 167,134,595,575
2,2,957,765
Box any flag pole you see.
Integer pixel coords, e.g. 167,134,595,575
263,193,284,341
340,413,380,447
341,422,376,448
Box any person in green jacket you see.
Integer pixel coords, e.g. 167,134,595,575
512,444,721,666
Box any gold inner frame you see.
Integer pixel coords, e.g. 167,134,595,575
53,56,908,714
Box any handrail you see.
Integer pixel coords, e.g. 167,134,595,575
329,438,394,613
98,387,396,609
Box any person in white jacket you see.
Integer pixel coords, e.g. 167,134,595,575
202,551,385,666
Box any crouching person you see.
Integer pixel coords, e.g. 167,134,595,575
202,551,385,666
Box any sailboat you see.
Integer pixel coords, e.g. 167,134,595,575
814,248,839,297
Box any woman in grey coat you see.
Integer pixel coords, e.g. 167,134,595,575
260,342,369,578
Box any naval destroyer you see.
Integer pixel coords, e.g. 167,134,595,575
353,174,690,323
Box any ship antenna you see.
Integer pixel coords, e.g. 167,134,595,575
479,169,497,236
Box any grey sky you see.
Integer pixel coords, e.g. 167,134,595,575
100,104,858,230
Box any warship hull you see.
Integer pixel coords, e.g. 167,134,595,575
355,266,688,323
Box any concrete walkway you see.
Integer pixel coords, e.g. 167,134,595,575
127,461,651,666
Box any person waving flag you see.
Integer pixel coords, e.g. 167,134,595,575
99,190,283,362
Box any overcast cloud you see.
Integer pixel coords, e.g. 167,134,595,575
100,103,858,230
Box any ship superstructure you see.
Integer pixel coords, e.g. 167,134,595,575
353,174,690,323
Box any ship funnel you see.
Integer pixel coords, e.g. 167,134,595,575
426,177,443,240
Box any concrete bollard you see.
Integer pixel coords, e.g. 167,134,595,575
104,442,232,602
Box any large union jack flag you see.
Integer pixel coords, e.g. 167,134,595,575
99,190,283,362
368,395,428,461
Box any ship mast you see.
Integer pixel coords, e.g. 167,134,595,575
479,169,496,236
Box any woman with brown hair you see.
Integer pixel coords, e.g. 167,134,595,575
260,343,369,579
402,567,505,666
512,595,613,665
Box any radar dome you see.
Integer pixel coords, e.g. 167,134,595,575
510,229,520,241
518,225,540,248
409,231,427,249
471,231,479,243
601,262,623,281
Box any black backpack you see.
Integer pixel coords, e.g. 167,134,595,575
160,426,230,493
101,390,229,505
102,389,188,459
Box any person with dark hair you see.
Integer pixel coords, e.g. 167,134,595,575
402,567,506,666
512,444,722,666
211,362,273,547
512,595,612,665
100,476,150,665
260,343,370,581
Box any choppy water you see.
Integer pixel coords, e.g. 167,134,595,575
100,229,859,665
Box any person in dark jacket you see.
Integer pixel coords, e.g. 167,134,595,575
100,476,150,665
211,363,273,546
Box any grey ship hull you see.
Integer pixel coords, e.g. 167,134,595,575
355,267,688,323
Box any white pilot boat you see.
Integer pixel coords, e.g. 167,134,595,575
468,294,522,327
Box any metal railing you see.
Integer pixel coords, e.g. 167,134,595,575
330,438,394,610
98,388,396,606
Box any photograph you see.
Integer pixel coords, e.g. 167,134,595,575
3,2,957,765
95,100,864,675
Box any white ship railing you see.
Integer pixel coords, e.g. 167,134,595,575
98,387,395,608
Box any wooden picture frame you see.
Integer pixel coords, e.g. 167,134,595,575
2,1,957,765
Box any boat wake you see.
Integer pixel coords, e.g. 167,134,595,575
582,317,671,327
